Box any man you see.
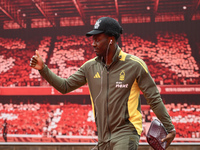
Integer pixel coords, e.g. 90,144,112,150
30,17,176,150
2,119,8,142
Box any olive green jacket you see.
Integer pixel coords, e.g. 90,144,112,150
39,47,174,144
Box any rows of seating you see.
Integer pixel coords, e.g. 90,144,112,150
55,103,96,136
0,37,26,49
48,35,95,78
0,103,49,135
0,102,199,139
121,32,200,85
0,102,94,136
0,31,200,86
156,31,199,78
0,36,41,86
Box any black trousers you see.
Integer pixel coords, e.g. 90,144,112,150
3,133,7,142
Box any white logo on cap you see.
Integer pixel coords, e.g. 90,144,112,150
94,20,101,29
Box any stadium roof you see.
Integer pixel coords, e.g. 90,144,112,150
0,0,200,29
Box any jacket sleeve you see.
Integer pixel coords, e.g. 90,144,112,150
39,64,87,94
136,62,175,133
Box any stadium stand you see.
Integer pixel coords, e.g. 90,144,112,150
0,102,199,142
0,31,199,87
121,31,200,85
49,35,94,78
0,102,96,136
0,36,41,86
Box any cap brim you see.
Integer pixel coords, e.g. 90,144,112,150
86,30,104,37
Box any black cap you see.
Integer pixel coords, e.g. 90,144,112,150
86,17,123,39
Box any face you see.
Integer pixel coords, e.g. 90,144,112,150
92,33,110,57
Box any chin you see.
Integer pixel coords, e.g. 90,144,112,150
95,52,101,56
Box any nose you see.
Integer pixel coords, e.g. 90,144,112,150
92,40,97,47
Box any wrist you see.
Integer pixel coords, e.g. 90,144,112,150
169,128,176,133
39,64,45,71
42,63,45,70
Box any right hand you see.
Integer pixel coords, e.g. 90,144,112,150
30,50,44,70
162,130,176,149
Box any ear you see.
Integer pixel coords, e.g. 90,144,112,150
109,39,113,44
109,37,114,44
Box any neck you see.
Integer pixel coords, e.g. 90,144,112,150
104,44,118,65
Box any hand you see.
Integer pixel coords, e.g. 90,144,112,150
161,130,176,149
30,50,44,70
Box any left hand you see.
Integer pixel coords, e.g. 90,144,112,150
161,130,176,149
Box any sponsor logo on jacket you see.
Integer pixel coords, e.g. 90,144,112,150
116,82,128,88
